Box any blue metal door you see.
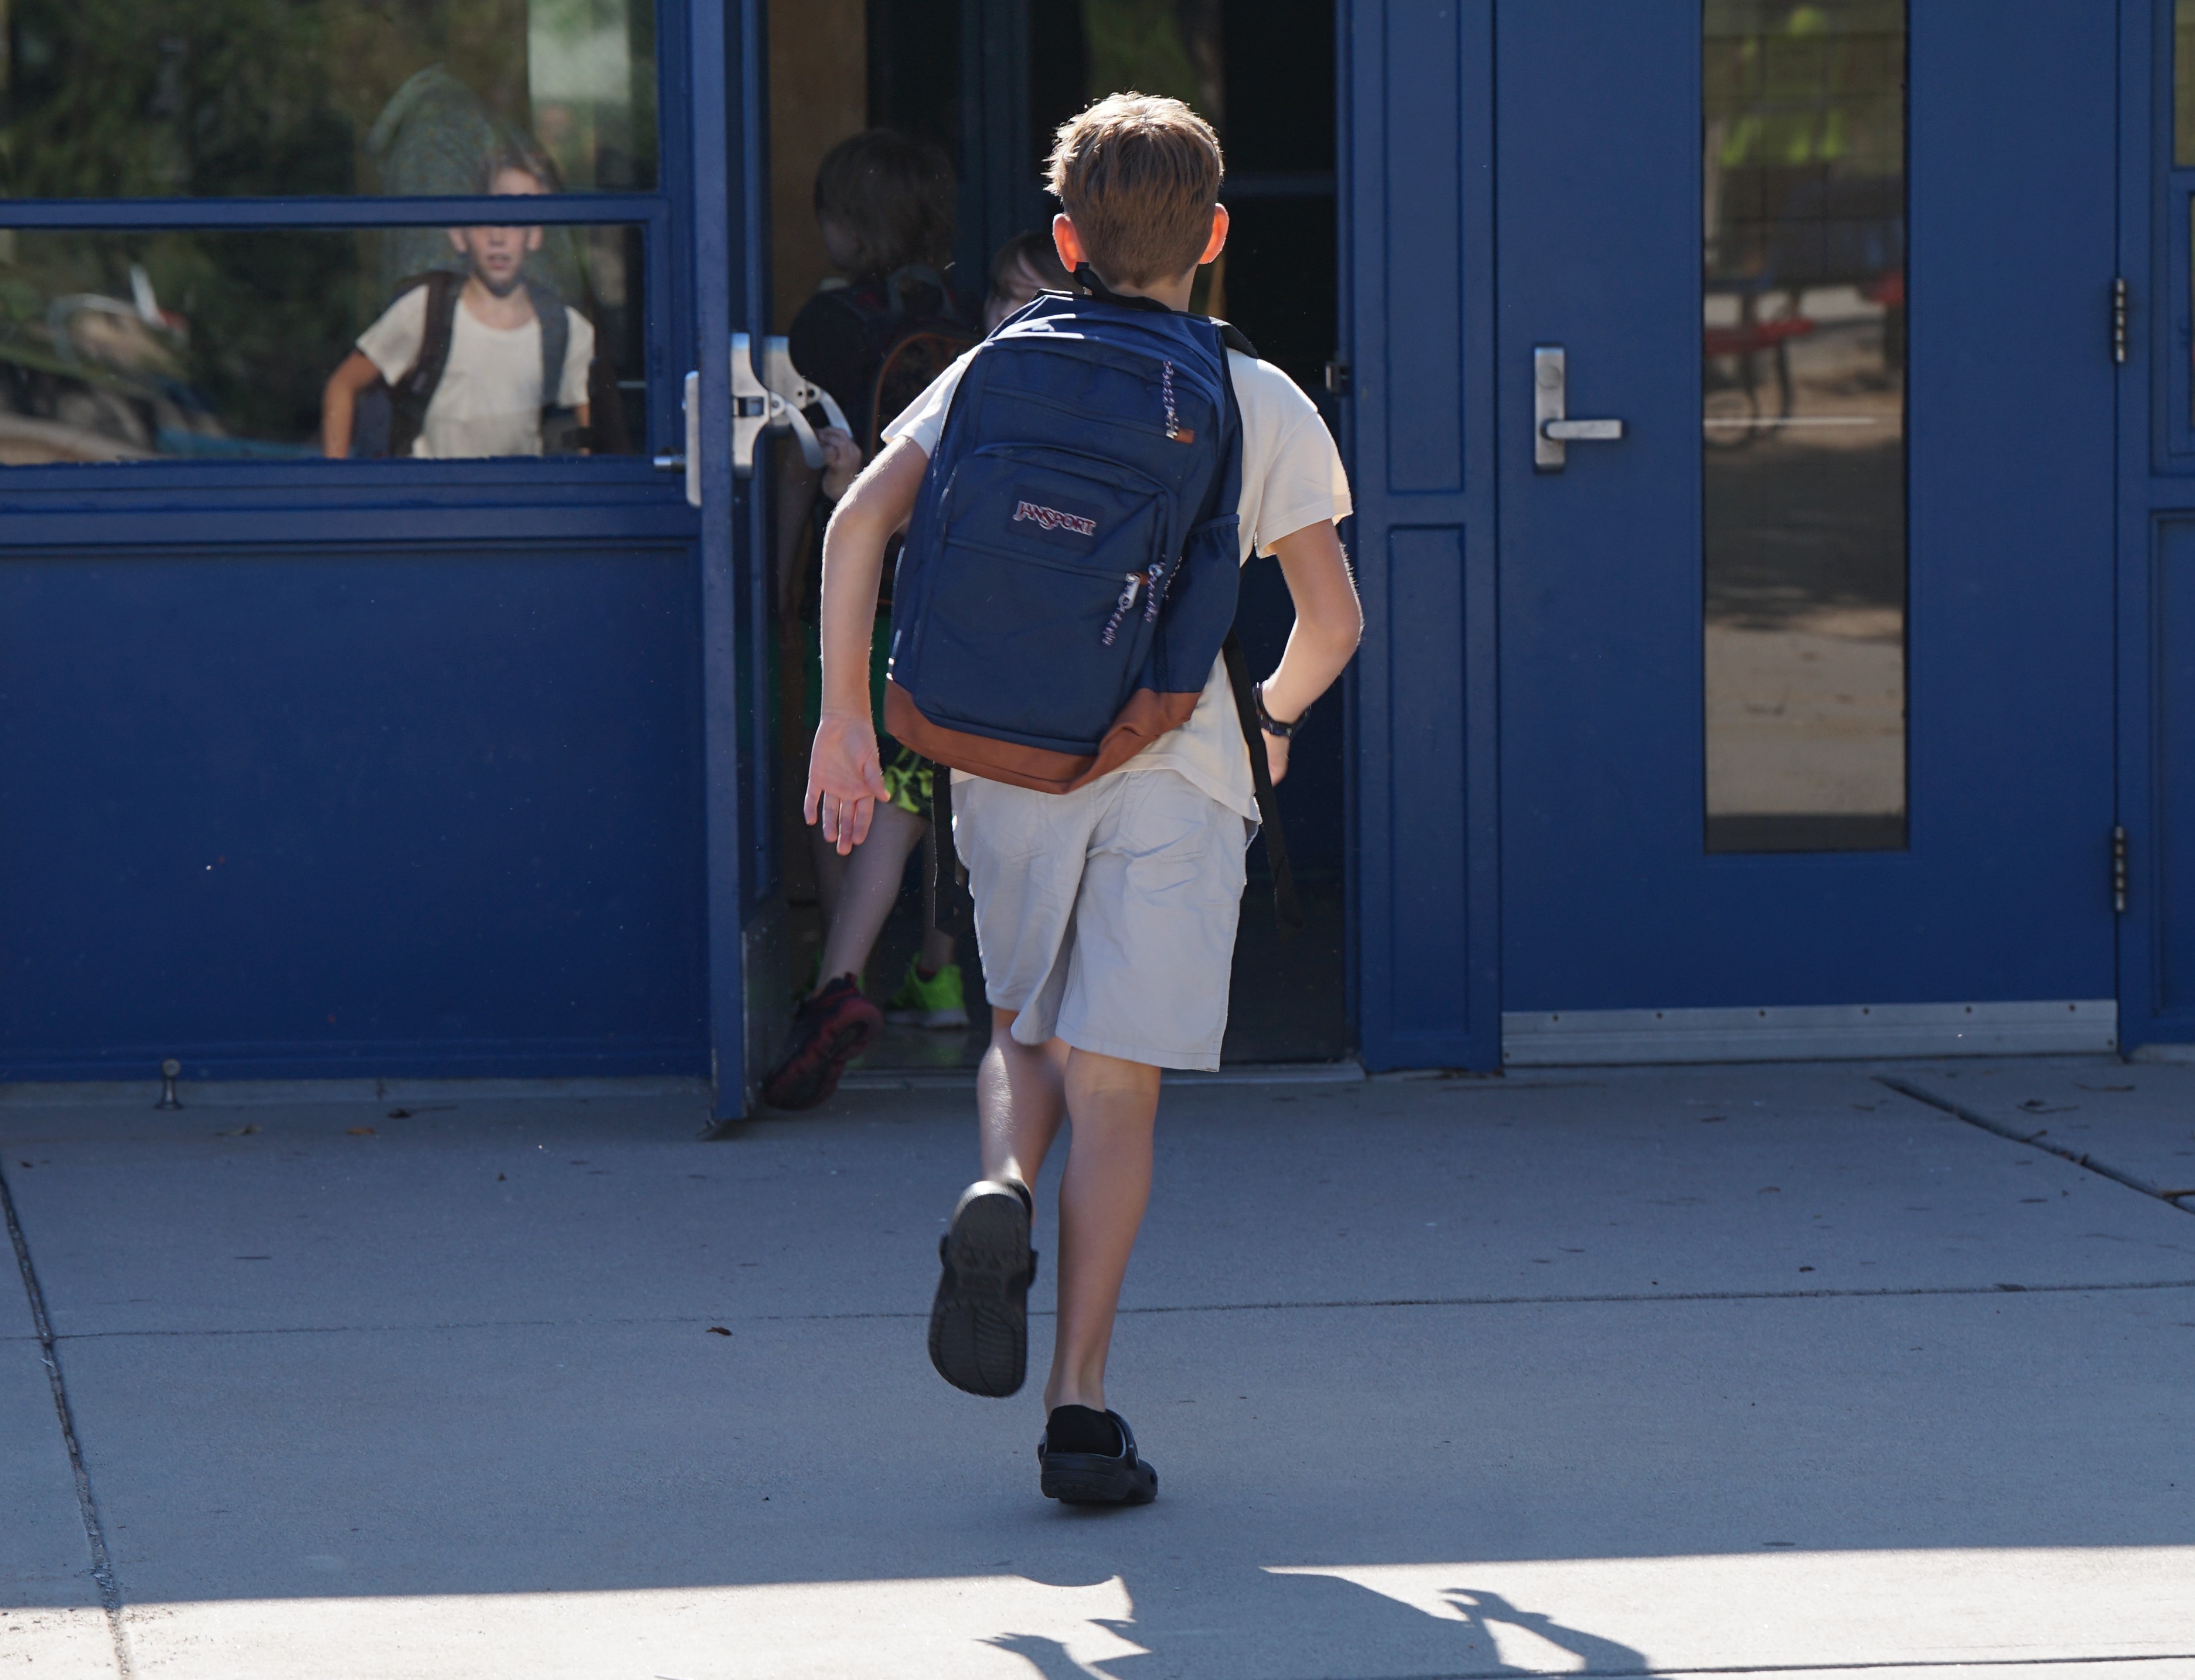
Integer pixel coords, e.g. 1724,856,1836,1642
2114,0,2195,1055
0,2,764,1116
1492,3,2118,1055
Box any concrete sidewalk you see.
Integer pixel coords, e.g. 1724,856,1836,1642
2,1058,2191,1678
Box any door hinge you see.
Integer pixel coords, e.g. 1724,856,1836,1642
1323,359,1351,396
2112,277,2128,364
2112,823,2128,914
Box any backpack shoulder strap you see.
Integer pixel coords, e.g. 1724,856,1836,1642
526,278,570,410
1223,632,1305,940
388,270,461,457
1199,335,1296,938
1209,317,1260,360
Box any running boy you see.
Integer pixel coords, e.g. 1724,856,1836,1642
805,94,1360,1504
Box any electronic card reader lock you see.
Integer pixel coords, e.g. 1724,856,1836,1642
1532,345,1626,472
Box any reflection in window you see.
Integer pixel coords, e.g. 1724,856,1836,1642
1081,0,1223,127
1702,1,1907,854
2178,0,2195,166
0,0,656,199
0,222,641,464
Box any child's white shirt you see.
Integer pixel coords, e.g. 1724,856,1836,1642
357,284,595,459
883,347,1352,820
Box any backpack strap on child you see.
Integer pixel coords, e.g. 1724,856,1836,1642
1070,265,1300,937
523,276,571,414
1223,631,1305,940
386,270,464,459
384,270,577,458
523,276,581,452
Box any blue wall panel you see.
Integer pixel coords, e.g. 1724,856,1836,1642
1345,0,1498,1070
0,549,709,1079
1383,526,1469,1040
1380,5,1465,496
2156,520,2195,1015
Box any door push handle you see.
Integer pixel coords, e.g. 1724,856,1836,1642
1543,418,1624,442
729,332,853,481
1533,345,1625,471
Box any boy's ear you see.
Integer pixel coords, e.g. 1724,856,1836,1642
525,226,543,254
1051,214,1086,281
447,227,468,255
1199,204,1230,268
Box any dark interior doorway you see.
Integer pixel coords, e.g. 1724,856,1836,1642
769,0,1345,1068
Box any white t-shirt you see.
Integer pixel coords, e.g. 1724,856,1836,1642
883,347,1352,820
356,282,595,459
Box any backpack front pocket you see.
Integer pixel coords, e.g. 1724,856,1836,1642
904,446,1172,750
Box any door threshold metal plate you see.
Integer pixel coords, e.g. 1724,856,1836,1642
1502,1000,2118,1066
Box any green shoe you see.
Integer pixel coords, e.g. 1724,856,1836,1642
885,959,968,1029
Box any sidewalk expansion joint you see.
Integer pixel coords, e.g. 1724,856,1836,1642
45,1277,2195,1344
0,1163,134,1677
1879,1074,2195,1213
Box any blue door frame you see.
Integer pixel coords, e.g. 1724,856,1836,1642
2117,0,2195,1052
0,1,769,1117
1340,0,1503,1073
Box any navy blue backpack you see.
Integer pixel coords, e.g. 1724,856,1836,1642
883,286,1245,793
884,275,1303,935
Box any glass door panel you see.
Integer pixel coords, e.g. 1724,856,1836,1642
0,0,658,198
1701,1,1907,853
0,222,645,463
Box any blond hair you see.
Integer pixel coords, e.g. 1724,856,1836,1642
1044,93,1223,288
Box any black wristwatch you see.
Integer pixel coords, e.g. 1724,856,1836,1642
1253,681,1302,740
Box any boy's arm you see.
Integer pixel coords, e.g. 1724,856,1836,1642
806,435,929,852
1254,520,1363,784
320,349,382,459
774,444,823,622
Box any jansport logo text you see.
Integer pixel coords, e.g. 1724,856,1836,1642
1013,500,1098,538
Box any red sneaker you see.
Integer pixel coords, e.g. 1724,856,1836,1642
760,975,882,1110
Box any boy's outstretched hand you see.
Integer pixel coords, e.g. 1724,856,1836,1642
805,711,892,853
817,426,863,502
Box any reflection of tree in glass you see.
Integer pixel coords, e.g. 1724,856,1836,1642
0,230,358,452
0,0,358,197
364,64,584,303
1081,0,1223,130
0,0,654,201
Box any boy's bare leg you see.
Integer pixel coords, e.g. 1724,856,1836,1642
814,800,924,986
978,1007,1068,1194
809,827,846,925
1044,1049,1161,1416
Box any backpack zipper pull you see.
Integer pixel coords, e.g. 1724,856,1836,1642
1101,574,1143,646
1142,561,1168,623
1161,360,1195,444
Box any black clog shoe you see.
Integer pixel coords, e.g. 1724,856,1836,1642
927,1178,1036,1397
1038,1410,1158,1505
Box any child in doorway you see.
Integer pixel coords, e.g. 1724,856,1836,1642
982,229,1073,331
804,94,1362,1502
761,131,979,1110
322,148,593,459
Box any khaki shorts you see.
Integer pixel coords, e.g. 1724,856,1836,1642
952,768,1250,1071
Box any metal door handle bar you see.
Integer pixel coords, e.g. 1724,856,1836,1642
1543,418,1624,441
732,332,852,480
1533,344,1626,471
680,339,857,507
